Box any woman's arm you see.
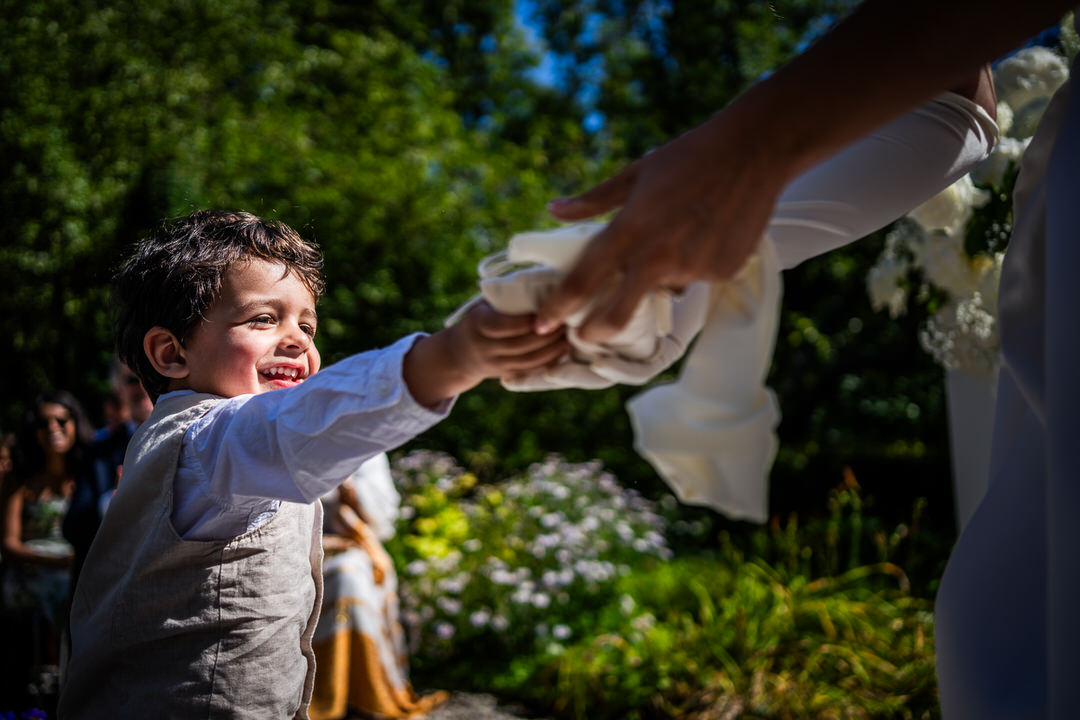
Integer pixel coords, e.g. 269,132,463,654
1,488,69,569
770,85,998,269
537,0,1071,341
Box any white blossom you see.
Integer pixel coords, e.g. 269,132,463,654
866,254,911,318
462,538,482,553
436,577,466,594
469,610,491,628
552,624,572,640
972,136,1031,187
908,175,990,236
995,100,1014,137
994,46,1069,135
435,622,455,639
540,512,562,529
912,231,981,299
919,296,1000,375
436,597,461,615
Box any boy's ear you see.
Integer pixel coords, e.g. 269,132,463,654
144,327,189,379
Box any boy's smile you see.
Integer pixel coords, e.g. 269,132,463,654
175,258,321,398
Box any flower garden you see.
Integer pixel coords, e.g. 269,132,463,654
388,452,941,719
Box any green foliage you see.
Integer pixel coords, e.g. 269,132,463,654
390,450,941,719
527,0,860,157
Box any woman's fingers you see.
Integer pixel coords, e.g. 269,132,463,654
548,163,638,221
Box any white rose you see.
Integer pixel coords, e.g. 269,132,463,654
971,136,1031,187
908,175,990,236
867,255,910,318
995,101,1014,137
994,46,1069,136
913,232,981,299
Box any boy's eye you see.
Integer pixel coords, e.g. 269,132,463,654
250,314,275,326
301,324,317,338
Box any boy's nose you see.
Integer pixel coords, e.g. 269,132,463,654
282,326,312,351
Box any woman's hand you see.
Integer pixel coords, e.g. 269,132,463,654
537,103,789,343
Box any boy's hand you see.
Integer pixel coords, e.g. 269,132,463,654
404,301,568,407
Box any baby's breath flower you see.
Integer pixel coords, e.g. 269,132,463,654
436,597,461,615
462,538,482,553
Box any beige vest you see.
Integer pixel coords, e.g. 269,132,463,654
59,392,324,719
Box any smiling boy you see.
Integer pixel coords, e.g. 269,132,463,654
58,210,566,719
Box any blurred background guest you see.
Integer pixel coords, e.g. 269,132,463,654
309,454,447,720
64,359,152,593
1,390,93,706
0,432,15,494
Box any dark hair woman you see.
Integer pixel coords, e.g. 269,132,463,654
2,390,93,630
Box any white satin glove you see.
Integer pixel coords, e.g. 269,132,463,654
447,222,709,391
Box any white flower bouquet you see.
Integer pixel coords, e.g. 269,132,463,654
867,41,1071,375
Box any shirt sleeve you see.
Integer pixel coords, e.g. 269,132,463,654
172,333,452,540
770,91,998,270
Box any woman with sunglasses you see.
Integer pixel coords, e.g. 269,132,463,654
2,390,93,634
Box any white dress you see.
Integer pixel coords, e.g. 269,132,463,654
934,42,1080,720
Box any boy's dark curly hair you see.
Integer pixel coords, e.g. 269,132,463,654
115,210,325,401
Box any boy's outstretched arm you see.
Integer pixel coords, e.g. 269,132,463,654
403,301,568,407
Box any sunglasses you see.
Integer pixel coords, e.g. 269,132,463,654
37,415,72,430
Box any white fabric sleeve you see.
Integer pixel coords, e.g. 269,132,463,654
172,334,450,540
771,91,998,269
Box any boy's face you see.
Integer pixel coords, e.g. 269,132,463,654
178,259,320,398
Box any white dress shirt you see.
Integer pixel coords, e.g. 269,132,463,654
164,334,451,540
